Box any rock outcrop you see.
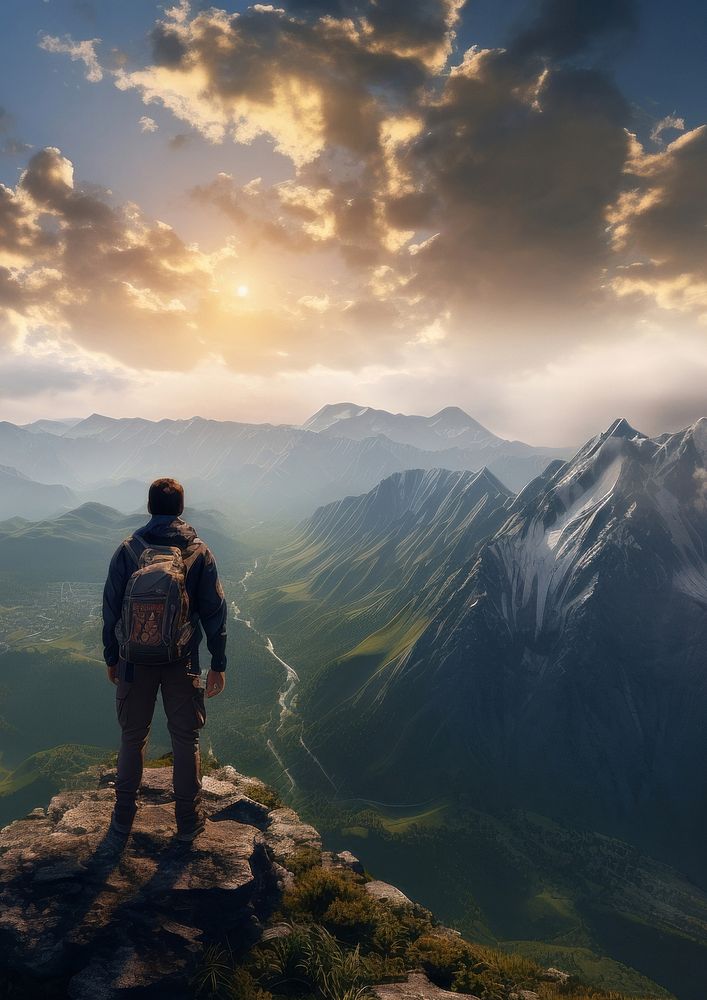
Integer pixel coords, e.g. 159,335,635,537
0,762,599,1000
0,764,322,998
372,972,479,1000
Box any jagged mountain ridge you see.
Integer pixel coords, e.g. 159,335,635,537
247,467,514,685
302,403,569,490
304,417,707,878
0,408,572,519
303,403,498,448
294,467,513,604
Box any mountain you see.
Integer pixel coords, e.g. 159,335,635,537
0,759,683,1000
0,409,573,520
248,467,513,683
298,417,706,879
19,418,81,435
0,502,247,584
302,402,571,489
0,465,76,521
302,402,496,448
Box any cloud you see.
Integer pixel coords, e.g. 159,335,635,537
39,33,103,82
0,147,224,364
0,147,413,377
25,0,707,435
114,3,428,166
608,126,707,323
650,112,685,144
0,350,125,399
0,106,32,157
509,0,637,63
139,116,159,133
168,132,191,150
99,0,661,344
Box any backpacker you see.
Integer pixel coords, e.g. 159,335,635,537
115,534,204,666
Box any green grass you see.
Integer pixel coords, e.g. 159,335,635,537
502,942,674,998
0,744,115,793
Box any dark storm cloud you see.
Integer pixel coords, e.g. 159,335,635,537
389,50,632,326
510,0,638,62
151,24,189,67
280,0,463,61
142,4,429,162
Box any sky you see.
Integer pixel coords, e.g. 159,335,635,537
0,0,705,445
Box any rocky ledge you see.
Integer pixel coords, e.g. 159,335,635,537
0,763,617,1000
0,764,324,998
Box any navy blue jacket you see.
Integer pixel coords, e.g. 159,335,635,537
102,514,227,675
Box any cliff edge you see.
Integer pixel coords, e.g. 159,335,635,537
0,763,667,1000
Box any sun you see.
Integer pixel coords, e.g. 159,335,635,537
236,284,249,298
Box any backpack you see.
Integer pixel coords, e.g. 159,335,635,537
115,534,205,666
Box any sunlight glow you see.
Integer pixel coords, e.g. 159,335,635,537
236,284,249,298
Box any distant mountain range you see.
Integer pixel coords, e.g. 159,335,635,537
250,416,707,883
0,406,571,520
0,465,76,522
0,502,246,584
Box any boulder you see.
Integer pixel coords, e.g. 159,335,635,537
542,967,571,984
372,971,480,999
365,880,415,910
264,806,322,863
322,849,365,875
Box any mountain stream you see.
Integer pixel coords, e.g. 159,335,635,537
232,561,337,793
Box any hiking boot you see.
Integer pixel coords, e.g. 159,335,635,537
109,804,137,837
175,809,207,843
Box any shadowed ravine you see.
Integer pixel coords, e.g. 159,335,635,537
233,560,337,792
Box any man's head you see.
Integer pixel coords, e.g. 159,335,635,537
148,477,185,516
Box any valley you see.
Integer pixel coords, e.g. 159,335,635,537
0,408,705,999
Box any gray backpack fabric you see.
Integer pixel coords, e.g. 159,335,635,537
115,534,204,665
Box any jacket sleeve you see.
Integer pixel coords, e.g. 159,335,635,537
102,542,130,666
196,546,228,671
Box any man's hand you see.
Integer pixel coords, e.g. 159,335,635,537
106,663,118,685
205,669,226,699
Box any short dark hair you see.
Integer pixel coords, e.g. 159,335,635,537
148,478,184,515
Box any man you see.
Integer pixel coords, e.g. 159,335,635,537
102,477,227,842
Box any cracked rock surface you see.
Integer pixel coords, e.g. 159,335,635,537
0,764,320,998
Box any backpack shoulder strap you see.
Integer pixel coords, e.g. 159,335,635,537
183,537,206,571
124,533,149,567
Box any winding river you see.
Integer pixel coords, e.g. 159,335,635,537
232,560,337,793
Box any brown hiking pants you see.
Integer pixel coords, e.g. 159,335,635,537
114,659,206,823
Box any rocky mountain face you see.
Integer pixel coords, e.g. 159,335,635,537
0,407,571,521
247,467,515,721
308,418,707,880
0,762,665,1000
291,467,513,606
